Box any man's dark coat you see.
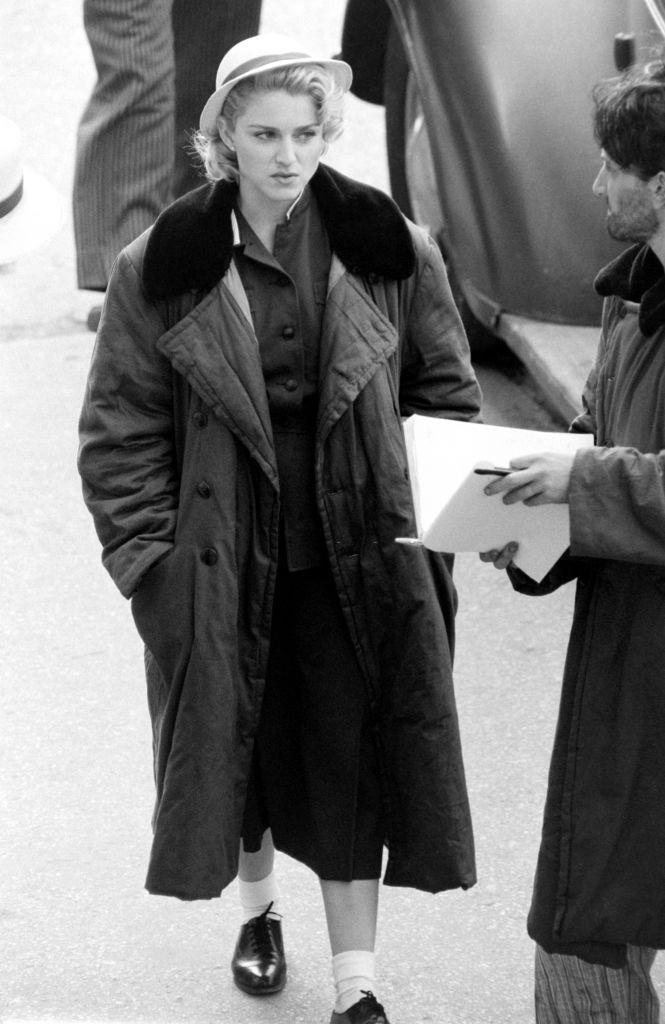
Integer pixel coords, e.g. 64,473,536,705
513,244,665,966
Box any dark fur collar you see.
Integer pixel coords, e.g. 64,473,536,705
594,243,665,337
143,163,415,300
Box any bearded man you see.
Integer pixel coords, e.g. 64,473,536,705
482,58,665,1023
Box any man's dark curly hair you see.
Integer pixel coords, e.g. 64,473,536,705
593,58,665,180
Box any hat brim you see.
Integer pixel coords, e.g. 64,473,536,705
199,56,353,135
0,167,65,265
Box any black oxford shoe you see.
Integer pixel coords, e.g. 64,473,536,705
231,906,286,995
330,990,390,1023
86,303,103,332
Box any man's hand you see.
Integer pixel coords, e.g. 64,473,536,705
481,452,574,506
479,542,518,570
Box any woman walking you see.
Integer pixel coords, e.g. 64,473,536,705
78,33,481,1023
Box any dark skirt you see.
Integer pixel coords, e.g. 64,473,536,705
241,560,385,880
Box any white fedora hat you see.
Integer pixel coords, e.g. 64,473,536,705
200,33,352,135
0,114,65,265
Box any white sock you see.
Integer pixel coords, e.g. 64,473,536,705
237,872,281,924
332,950,376,1014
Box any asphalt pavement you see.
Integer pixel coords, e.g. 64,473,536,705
2,3,660,1023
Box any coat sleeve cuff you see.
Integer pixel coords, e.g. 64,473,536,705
569,445,665,563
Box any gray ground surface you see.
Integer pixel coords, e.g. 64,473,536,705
2,3,661,1022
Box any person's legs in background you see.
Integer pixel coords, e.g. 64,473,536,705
534,943,660,1024
171,0,262,196
74,0,175,292
74,0,263,328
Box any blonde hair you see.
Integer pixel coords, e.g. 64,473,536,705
192,63,345,182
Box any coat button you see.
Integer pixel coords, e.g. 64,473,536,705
193,411,208,428
284,378,299,392
196,481,211,498
282,325,295,339
200,547,218,566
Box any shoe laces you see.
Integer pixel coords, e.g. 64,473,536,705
357,991,387,1023
246,902,280,959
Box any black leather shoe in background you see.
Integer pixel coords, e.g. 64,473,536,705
86,304,103,333
231,906,286,995
330,990,391,1024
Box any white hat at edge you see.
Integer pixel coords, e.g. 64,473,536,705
0,114,65,265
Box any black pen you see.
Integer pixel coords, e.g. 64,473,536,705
473,467,513,477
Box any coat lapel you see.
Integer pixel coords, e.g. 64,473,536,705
156,275,279,488
141,164,417,470
317,257,399,441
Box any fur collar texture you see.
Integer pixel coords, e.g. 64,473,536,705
594,243,665,337
143,164,416,301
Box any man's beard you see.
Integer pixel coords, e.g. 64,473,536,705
606,196,658,243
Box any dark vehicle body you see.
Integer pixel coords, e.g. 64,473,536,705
340,0,665,340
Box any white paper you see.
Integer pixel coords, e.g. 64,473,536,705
400,415,594,581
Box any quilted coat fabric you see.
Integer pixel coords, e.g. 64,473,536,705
78,165,481,900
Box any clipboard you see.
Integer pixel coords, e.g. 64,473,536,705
398,415,593,582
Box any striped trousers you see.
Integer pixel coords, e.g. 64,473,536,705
73,0,261,289
535,944,660,1023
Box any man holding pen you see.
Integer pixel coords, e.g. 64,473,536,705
482,58,665,1022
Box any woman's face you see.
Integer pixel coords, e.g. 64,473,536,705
225,89,326,213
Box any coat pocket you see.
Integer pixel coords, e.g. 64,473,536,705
131,546,194,655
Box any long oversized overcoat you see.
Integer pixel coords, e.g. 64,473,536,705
511,243,665,966
78,164,481,900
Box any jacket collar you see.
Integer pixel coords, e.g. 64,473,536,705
594,243,665,336
143,163,416,301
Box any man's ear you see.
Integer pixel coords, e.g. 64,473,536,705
650,169,665,206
